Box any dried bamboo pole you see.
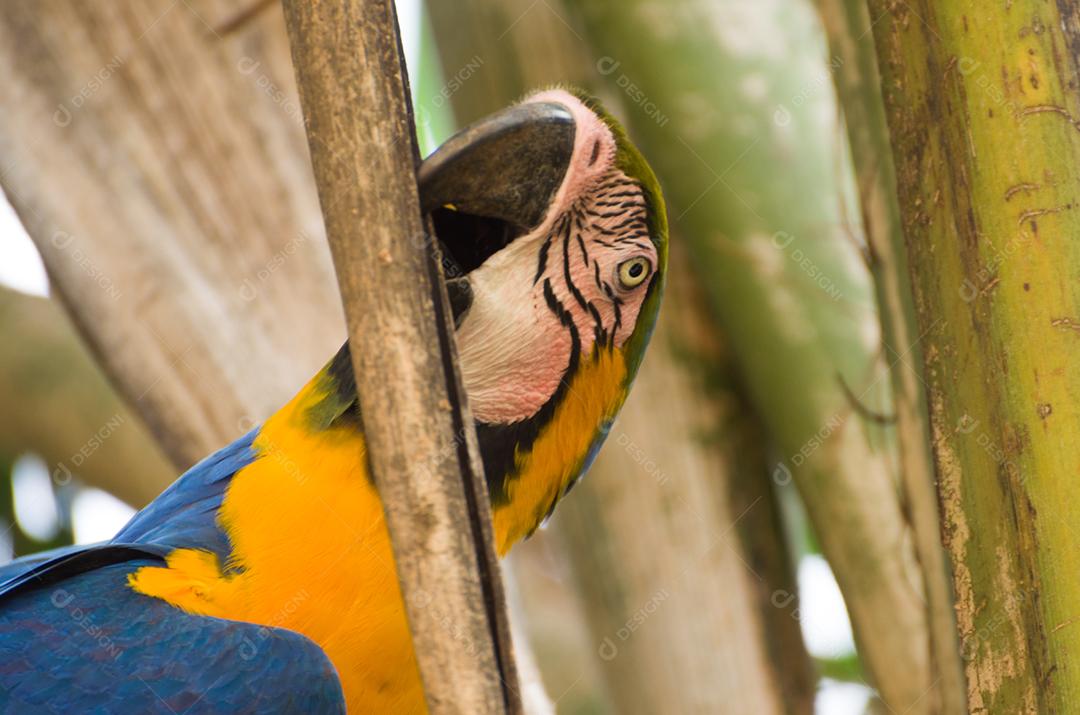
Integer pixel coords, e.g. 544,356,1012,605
281,1,520,712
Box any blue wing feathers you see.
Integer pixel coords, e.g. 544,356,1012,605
0,544,168,601
0,564,344,713
1,428,260,598
0,544,87,583
0,429,344,713
115,428,260,561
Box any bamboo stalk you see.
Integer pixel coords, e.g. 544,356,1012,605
562,0,937,709
814,0,966,711
281,1,520,712
865,2,1080,711
429,1,813,710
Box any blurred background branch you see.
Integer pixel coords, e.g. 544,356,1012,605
0,285,173,505
0,0,343,469
814,0,965,710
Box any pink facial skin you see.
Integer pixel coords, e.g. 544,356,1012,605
455,89,659,426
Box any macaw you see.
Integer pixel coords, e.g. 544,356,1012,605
0,88,668,714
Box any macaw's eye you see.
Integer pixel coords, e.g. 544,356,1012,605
617,257,652,289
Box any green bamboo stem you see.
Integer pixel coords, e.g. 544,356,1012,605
865,2,1080,711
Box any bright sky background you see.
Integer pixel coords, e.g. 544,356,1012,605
0,195,47,297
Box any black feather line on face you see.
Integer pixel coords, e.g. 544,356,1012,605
596,177,627,191
592,208,633,219
571,221,608,345
533,231,553,285
480,279,582,506
610,297,622,345
590,223,623,237
573,208,587,232
561,218,590,315
575,232,590,267
607,214,648,232
587,301,606,346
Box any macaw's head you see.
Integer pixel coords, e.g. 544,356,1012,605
418,88,668,552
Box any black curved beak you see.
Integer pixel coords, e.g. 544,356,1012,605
417,101,576,232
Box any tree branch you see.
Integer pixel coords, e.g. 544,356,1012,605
280,1,521,712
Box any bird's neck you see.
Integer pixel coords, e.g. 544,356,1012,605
294,341,628,553
486,344,628,549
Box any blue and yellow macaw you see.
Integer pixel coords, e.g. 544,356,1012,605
0,88,668,714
